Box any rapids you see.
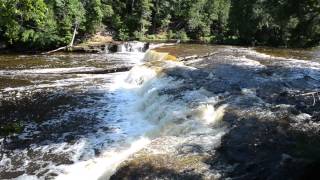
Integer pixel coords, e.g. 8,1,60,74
1,43,320,179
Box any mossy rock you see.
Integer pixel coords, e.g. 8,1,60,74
111,153,216,180
165,54,178,61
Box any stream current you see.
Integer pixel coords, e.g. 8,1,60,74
0,43,320,179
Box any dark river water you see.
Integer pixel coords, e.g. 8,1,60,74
0,44,319,179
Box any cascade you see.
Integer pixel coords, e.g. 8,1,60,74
117,41,149,53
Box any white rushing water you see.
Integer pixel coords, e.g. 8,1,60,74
53,59,157,180
3,45,296,179
48,52,220,179
26,49,224,179
1,49,153,179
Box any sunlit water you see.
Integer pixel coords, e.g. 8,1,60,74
0,44,319,179
0,50,152,179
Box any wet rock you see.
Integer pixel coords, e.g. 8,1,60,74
37,169,50,178
10,154,25,167
43,153,74,165
214,117,307,179
165,67,194,80
110,47,320,180
205,80,232,94
189,69,209,79
213,100,319,179
110,154,208,180
26,162,42,175
0,171,25,179
158,48,320,179
111,135,223,180
177,144,204,154
2,46,320,179
312,112,320,122
45,172,59,179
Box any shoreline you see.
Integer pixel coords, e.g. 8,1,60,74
1,39,318,55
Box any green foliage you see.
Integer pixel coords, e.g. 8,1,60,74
201,36,215,43
0,0,87,49
167,30,175,40
0,0,48,45
175,30,190,42
51,0,86,45
133,31,145,40
229,0,320,47
101,4,114,18
144,33,170,41
81,0,103,34
0,0,319,48
117,28,129,41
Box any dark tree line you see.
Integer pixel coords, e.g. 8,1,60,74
0,0,319,49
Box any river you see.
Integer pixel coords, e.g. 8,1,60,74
0,43,320,179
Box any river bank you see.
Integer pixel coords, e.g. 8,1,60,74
1,33,318,55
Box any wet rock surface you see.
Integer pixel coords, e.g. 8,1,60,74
1,45,319,179
112,47,320,179
0,49,148,179
111,135,224,180
0,90,112,179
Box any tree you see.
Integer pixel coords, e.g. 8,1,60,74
281,0,320,47
129,0,153,39
82,0,103,34
0,0,319,48
0,0,49,46
50,0,86,46
229,0,320,47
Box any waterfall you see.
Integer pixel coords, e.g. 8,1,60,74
117,41,149,53
51,49,227,180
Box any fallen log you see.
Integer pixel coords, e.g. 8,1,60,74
26,66,132,75
42,23,78,55
64,66,131,74
296,91,320,106
300,91,320,96
42,46,69,55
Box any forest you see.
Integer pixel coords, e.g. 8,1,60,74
0,0,319,50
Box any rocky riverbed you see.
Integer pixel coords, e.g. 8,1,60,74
111,46,320,180
0,44,319,179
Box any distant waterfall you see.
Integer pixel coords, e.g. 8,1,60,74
117,41,149,53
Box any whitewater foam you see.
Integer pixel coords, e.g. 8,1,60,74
56,137,151,180
1,47,231,180
51,52,159,179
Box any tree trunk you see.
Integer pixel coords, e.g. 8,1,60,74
43,23,78,54
69,23,78,47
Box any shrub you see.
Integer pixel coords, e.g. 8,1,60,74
200,36,215,43
117,28,129,41
167,30,175,40
133,31,145,40
175,30,189,42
